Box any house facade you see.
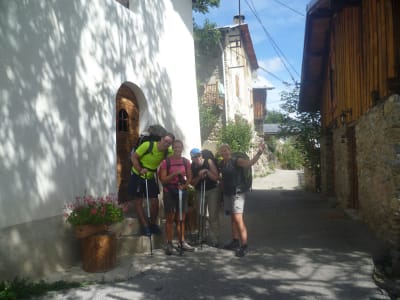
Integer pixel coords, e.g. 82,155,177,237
0,0,200,280
198,16,267,152
299,0,400,247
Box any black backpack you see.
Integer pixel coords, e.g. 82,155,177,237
201,149,220,171
232,152,253,192
131,124,169,158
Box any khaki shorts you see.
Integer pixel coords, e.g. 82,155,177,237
224,192,245,214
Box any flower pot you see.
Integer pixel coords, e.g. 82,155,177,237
81,232,117,273
74,224,108,239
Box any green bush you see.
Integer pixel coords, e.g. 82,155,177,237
219,118,252,152
276,139,303,170
0,277,83,300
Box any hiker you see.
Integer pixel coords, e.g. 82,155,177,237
158,140,194,255
128,132,175,236
218,142,265,257
190,148,220,247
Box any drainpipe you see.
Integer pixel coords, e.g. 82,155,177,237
219,39,229,126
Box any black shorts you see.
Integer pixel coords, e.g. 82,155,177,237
163,189,188,214
128,172,159,199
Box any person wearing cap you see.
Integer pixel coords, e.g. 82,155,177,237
190,148,220,247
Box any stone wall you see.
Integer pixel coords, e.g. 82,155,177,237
323,95,400,247
320,133,335,195
333,126,352,208
356,95,400,247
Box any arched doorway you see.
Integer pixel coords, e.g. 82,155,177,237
116,83,139,203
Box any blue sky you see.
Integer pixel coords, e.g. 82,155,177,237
193,0,311,111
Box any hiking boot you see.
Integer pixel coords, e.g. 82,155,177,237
223,239,240,251
181,241,194,252
235,245,248,257
141,226,151,237
149,224,162,235
165,242,173,255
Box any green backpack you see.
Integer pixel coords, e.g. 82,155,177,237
232,152,253,192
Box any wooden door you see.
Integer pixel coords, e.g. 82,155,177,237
116,84,139,203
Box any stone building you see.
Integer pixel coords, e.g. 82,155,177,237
299,0,400,247
197,15,268,154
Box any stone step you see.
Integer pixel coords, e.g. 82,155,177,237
109,218,165,255
109,213,202,255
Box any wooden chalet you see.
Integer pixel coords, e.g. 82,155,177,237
299,0,400,246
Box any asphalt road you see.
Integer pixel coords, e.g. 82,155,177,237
40,170,390,299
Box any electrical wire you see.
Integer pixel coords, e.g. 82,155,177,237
243,0,300,84
258,66,288,84
271,0,305,17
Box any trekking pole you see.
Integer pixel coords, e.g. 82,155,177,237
145,179,153,256
198,179,206,248
178,187,184,256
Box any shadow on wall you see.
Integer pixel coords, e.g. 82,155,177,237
0,0,184,279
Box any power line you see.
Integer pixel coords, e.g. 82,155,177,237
258,66,289,85
243,0,300,84
271,0,305,17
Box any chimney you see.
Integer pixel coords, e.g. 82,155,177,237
233,15,245,24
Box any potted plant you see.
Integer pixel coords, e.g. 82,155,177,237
64,193,125,272
64,194,124,239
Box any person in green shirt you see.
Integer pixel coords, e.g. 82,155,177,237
129,132,174,236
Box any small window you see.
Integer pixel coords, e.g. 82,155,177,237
118,109,128,132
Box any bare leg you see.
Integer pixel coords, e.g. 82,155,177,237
232,213,247,245
176,212,187,241
150,197,159,225
134,198,148,227
165,212,175,242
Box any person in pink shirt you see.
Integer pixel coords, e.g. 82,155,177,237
158,140,194,255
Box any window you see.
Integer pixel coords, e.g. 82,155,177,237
118,109,128,132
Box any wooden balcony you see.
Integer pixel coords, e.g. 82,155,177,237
202,83,224,107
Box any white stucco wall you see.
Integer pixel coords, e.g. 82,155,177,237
0,0,200,229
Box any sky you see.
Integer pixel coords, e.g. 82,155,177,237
193,0,311,112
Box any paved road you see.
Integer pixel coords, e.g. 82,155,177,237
40,170,389,299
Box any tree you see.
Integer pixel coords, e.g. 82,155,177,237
219,118,252,153
192,0,220,14
264,110,284,123
279,86,321,181
193,20,221,83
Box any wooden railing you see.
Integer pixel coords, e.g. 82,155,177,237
202,83,224,107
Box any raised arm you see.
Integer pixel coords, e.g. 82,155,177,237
236,142,266,168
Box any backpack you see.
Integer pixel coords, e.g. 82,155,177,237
131,124,169,158
201,149,220,171
232,152,253,192
166,157,189,185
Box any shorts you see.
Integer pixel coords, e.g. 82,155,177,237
163,189,188,214
128,172,159,199
223,192,245,214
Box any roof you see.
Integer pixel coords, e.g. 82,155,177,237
263,123,281,135
299,0,361,112
298,0,331,112
219,23,259,70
